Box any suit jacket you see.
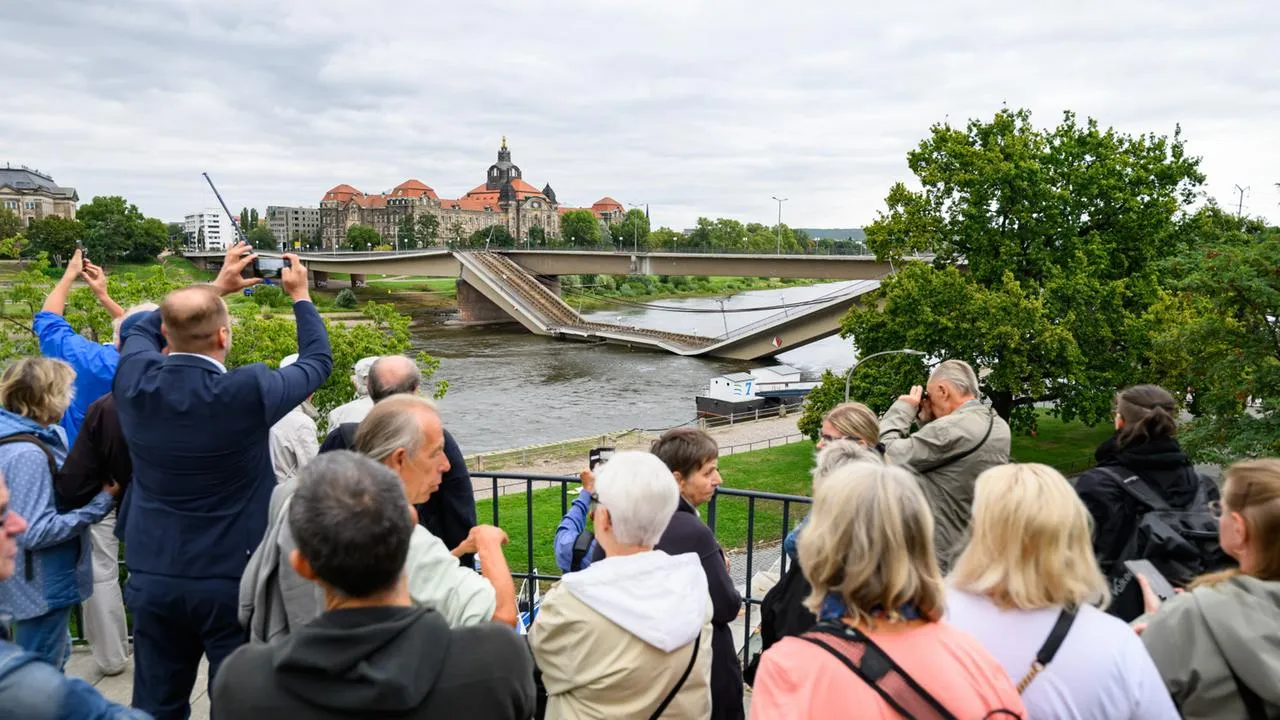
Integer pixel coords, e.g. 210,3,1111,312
112,301,332,580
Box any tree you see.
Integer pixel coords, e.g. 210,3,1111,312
250,208,259,228
24,217,84,264
0,209,22,243
611,208,650,251
397,214,418,250
1149,206,1280,460
807,108,1204,430
467,225,515,248
77,195,169,264
648,227,683,251
246,224,278,250
560,210,601,246
527,225,547,247
345,224,381,251
166,222,186,253
239,208,250,232
447,221,466,245
416,212,439,247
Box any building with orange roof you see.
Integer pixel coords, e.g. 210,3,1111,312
319,139,622,248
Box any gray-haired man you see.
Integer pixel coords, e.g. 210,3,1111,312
879,359,1011,569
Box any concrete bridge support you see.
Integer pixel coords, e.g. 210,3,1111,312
350,273,367,288
312,270,329,289
456,278,514,324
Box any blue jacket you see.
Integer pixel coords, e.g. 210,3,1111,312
0,633,151,719
0,410,112,621
112,301,332,580
34,311,119,448
553,488,597,573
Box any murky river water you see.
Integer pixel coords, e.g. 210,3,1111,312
411,282,861,452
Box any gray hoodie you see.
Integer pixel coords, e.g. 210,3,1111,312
1141,574,1280,719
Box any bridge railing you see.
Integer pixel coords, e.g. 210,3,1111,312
193,243,877,258
713,279,882,340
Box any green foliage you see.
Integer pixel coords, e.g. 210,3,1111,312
559,210,601,245
467,225,515,248
334,288,358,309
345,224,381,251
416,213,439,246
527,225,547,247
844,108,1204,428
77,196,168,264
240,208,250,232
798,355,930,440
396,214,419,249
165,222,185,252
246,224,277,250
0,210,24,243
647,227,683,251
610,208,650,250
249,208,259,228
1148,206,1280,461
250,284,288,308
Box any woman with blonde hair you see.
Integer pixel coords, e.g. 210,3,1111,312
946,463,1178,719
1138,459,1280,719
817,401,881,451
0,358,119,669
751,462,1022,719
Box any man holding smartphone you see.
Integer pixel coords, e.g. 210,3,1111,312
552,447,612,573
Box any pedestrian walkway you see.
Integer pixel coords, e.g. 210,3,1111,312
68,651,211,720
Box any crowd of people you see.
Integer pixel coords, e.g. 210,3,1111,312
0,242,1277,719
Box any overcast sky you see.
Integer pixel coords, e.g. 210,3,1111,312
4,0,1277,229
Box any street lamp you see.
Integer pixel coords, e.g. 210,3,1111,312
844,348,927,402
771,196,788,254
628,202,644,253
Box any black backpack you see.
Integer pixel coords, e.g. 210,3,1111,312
1098,467,1232,621
744,559,817,685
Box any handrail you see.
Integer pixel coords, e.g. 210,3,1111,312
714,279,881,340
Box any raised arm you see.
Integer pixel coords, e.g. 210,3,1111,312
6,447,113,551
40,249,83,317
81,261,124,320
256,255,333,424
879,394,963,471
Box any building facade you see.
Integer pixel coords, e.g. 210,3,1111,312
183,209,236,251
0,166,78,224
319,139,624,249
266,205,321,248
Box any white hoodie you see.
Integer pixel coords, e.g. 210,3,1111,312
531,550,715,720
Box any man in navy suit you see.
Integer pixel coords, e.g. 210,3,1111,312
113,243,332,720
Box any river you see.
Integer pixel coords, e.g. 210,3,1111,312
410,281,861,452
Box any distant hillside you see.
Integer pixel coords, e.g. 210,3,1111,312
799,228,865,241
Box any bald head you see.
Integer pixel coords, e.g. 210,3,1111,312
160,286,230,356
368,355,422,402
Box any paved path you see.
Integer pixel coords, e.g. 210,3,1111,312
68,650,210,719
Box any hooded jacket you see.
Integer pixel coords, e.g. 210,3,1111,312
0,409,112,621
880,398,1011,568
212,604,535,720
1075,435,1216,573
530,551,714,720
1140,574,1280,719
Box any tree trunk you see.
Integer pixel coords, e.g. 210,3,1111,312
989,389,1014,421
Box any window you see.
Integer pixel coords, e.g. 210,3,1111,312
2,200,15,209
24,200,37,210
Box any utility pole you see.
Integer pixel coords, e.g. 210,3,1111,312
1234,184,1250,219
771,196,788,254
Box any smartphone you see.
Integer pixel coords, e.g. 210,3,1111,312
589,447,614,472
253,257,290,279
1123,559,1176,600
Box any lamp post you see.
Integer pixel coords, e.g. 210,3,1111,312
628,202,644,252
771,195,788,254
844,348,927,402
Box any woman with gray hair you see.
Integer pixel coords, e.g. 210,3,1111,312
0,357,120,669
531,451,714,719
751,462,1023,718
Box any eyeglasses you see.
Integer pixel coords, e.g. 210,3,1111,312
1208,500,1224,518
819,433,847,443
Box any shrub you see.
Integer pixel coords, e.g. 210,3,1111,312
334,288,358,309
251,284,289,308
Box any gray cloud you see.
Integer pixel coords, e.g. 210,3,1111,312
3,0,1277,227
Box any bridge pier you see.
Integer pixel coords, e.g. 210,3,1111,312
350,273,367,288
312,270,329,289
456,279,514,324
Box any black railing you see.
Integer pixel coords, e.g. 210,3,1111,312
74,471,812,666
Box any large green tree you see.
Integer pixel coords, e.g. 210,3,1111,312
77,196,167,264
345,224,381,251
396,214,418,249
1148,206,1280,460
808,108,1204,429
468,225,515,248
416,212,439,247
25,216,84,263
246,224,278,250
609,208,651,251
0,209,22,243
560,210,601,246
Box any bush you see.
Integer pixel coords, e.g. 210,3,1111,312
334,288,358,309
250,284,289,308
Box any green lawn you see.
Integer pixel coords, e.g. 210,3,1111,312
478,415,1111,575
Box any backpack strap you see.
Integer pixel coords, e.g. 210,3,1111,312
800,622,960,720
914,410,996,475
648,630,700,720
1015,607,1077,693
570,529,595,572
1093,466,1172,512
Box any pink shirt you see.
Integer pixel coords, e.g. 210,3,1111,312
750,620,1025,719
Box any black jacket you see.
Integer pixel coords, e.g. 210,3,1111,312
1075,435,1217,573
56,393,130,510
212,605,535,720
321,424,477,564
590,498,745,720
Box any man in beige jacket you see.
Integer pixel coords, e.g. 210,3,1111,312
531,451,714,720
879,359,1011,569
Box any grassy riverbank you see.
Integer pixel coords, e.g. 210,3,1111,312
479,414,1111,575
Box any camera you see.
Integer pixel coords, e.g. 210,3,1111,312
252,257,290,279
588,447,614,472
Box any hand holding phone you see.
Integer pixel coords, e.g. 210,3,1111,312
588,447,614,472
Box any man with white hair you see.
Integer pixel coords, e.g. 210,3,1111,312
879,358,1011,569
268,353,319,484
531,451,713,719
326,355,378,428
